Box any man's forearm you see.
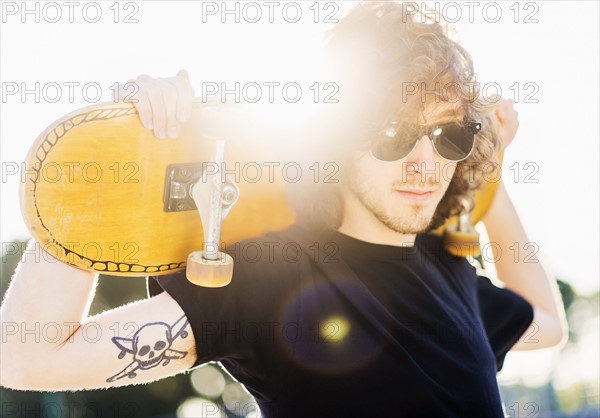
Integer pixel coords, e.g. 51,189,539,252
1,240,197,391
482,181,568,348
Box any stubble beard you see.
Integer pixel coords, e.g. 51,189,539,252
348,178,435,235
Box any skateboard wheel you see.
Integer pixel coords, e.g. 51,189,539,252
443,227,481,258
186,251,234,287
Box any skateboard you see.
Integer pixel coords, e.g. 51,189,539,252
20,100,499,287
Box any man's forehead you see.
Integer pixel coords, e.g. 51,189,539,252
396,100,466,125
421,103,465,124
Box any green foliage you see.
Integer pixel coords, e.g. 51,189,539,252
556,278,575,311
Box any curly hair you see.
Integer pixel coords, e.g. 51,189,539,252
289,1,502,231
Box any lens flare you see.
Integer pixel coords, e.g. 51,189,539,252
319,315,351,342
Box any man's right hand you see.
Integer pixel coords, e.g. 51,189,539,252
113,70,194,139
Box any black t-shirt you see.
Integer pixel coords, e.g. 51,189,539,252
148,224,534,418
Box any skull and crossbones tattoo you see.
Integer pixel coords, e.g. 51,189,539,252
107,315,189,382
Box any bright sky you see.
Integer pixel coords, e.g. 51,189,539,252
1,1,598,295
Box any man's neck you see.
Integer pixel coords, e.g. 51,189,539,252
337,201,417,248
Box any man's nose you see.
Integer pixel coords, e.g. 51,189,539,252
405,135,437,169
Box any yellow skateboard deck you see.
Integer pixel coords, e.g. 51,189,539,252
20,101,296,276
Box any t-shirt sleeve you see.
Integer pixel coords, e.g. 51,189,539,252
146,237,300,369
147,268,243,368
477,276,534,371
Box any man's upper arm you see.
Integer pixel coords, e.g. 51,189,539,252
8,291,197,391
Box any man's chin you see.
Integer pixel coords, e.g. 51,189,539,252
378,214,433,235
383,206,435,234
353,188,436,234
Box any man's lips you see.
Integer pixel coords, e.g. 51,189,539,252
393,188,437,201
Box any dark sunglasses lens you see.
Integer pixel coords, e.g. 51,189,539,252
372,131,418,161
431,124,475,161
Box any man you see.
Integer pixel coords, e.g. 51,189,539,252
1,2,567,417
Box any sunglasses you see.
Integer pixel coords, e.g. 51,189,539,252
370,120,482,162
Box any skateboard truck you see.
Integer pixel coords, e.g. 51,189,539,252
443,199,481,258
186,139,239,287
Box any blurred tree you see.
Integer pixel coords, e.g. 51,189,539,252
0,239,28,298
556,278,575,311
